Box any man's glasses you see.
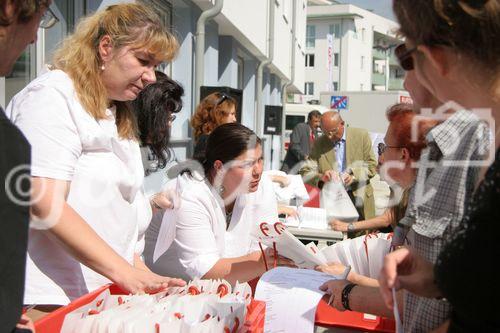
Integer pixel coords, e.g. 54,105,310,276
40,6,59,29
395,44,417,71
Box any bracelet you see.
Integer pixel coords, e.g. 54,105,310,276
341,283,357,311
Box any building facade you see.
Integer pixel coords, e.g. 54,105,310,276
299,1,404,103
0,0,307,191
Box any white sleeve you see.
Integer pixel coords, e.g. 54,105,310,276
9,85,82,180
175,196,221,279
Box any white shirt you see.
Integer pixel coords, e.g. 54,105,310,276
6,70,152,305
143,171,278,281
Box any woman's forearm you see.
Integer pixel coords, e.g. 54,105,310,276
202,251,265,284
353,210,392,231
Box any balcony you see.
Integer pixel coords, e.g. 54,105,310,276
372,72,386,86
389,78,404,90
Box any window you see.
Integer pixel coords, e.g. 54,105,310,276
306,25,315,48
360,83,364,91
304,82,314,95
361,56,365,70
333,82,339,91
329,23,341,38
334,53,339,67
305,54,315,67
286,115,306,131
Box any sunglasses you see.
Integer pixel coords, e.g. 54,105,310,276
378,142,406,155
214,92,230,107
39,6,59,29
395,44,417,71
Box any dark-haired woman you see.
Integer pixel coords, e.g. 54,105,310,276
134,71,183,173
144,123,293,283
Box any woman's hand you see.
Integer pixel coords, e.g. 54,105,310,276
329,218,349,232
378,247,441,309
319,279,351,311
17,314,35,332
316,262,354,279
114,266,185,294
261,247,296,269
270,175,290,188
150,189,179,211
278,205,298,218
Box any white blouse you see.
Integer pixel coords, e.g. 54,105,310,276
143,171,279,281
6,70,152,305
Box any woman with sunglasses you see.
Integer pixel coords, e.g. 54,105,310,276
144,123,294,284
378,1,500,332
191,92,237,160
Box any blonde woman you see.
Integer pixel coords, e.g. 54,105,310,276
6,3,184,313
191,92,237,160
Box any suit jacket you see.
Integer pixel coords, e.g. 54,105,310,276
300,127,377,219
281,122,317,173
0,108,30,331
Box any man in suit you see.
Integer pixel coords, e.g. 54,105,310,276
1,1,52,331
300,111,377,225
281,110,321,173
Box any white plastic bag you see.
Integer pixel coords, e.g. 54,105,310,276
320,180,359,222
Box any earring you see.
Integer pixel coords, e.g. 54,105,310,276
218,185,225,195
101,64,105,71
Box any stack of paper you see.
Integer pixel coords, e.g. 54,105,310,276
284,206,328,230
320,233,392,279
254,267,348,333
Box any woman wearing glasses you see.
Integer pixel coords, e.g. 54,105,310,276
191,92,237,160
378,0,500,332
6,3,185,314
144,123,294,284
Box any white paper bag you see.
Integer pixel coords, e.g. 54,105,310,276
320,180,359,222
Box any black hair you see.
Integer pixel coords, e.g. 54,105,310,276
307,110,322,121
133,71,184,168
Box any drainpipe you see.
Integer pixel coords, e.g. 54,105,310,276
280,0,297,161
255,0,275,136
194,0,224,105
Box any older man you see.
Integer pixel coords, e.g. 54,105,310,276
301,111,377,224
1,0,52,331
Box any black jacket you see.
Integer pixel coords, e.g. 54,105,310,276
0,108,31,333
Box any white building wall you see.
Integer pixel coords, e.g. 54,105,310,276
305,3,400,99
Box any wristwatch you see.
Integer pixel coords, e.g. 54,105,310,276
347,222,355,233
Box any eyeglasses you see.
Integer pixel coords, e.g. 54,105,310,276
395,44,417,71
379,142,406,154
39,6,59,29
167,114,176,123
321,122,344,138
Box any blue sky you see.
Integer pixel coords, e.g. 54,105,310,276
341,0,395,20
